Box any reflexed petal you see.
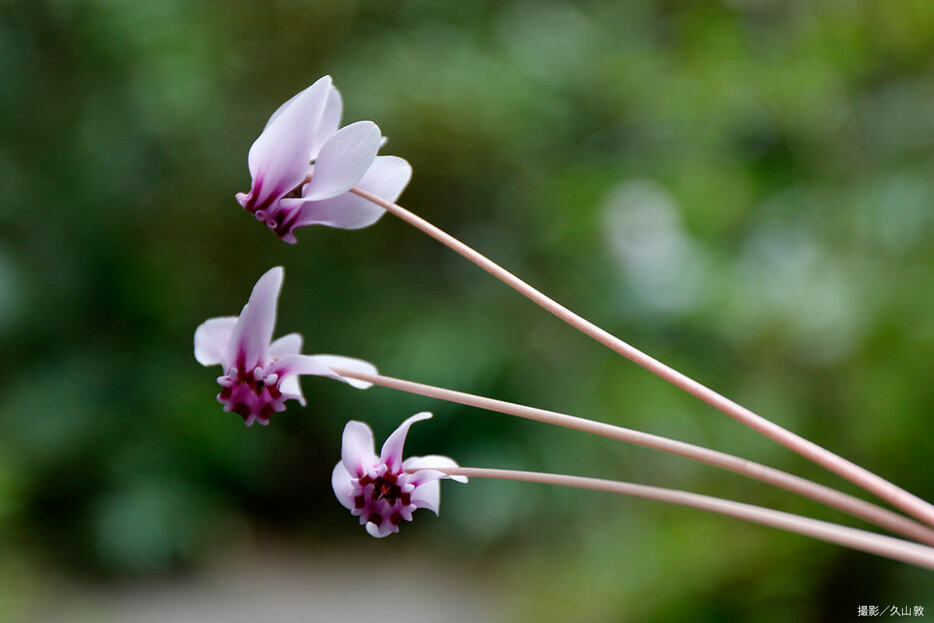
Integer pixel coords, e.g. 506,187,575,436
294,156,412,230
194,316,238,367
292,196,384,231
402,455,468,483
357,155,412,202
411,480,440,515
246,77,331,208
301,121,381,201
309,87,343,159
227,267,283,372
307,354,378,389
342,420,377,477
269,332,304,359
366,521,390,538
332,462,356,510
278,374,305,405
267,354,343,382
380,412,433,471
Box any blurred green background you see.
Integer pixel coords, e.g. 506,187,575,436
2,0,933,621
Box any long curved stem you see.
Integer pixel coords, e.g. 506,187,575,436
412,466,934,571
352,187,934,528
334,367,934,546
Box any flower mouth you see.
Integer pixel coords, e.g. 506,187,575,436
357,472,412,508
351,469,417,533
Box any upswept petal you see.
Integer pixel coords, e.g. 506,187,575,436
410,480,440,515
301,121,381,201
227,267,283,372
341,420,378,477
194,316,238,367
331,462,356,510
309,87,343,159
307,354,378,389
263,81,339,135
268,332,304,359
262,91,298,131
380,411,433,472
294,156,412,230
246,76,331,208
402,455,468,483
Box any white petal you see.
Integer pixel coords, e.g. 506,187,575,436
301,121,381,201
263,91,299,131
247,77,331,207
331,462,356,510
366,521,390,538
411,480,440,515
267,354,342,382
309,87,343,159
194,316,238,367
307,354,378,389
227,267,283,372
294,156,412,230
341,420,377,478
269,338,306,405
358,155,412,201
278,374,305,405
380,412,433,472
402,455,467,483
268,332,304,359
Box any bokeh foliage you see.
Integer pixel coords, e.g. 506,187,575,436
1,0,933,620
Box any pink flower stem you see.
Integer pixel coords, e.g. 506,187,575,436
351,187,934,528
333,367,934,546
410,466,934,571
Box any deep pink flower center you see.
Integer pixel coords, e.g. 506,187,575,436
356,472,411,508
216,367,287,426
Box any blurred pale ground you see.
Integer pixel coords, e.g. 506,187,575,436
2,0,934,621
23,544,502,623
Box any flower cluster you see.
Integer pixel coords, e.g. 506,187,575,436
193,75,934,560
196,77,461,537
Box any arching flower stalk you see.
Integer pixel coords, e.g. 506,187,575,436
332,412,467,538
409,466,934,571
194,266,376,426
233,77,934,528
322,365,934,547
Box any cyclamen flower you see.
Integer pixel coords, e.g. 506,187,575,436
194,266,376,426
332,412,467,538
236,75,413,243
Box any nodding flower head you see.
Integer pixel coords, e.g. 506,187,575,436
236,76,412,243
194,266,377,426
332,412,467,538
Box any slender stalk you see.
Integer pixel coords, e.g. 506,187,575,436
351,187,934,528
334,367,934,546
411,466,934,571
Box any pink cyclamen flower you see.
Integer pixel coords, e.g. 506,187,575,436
236,75,413,243
332,412,467,538
194,266,377,426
